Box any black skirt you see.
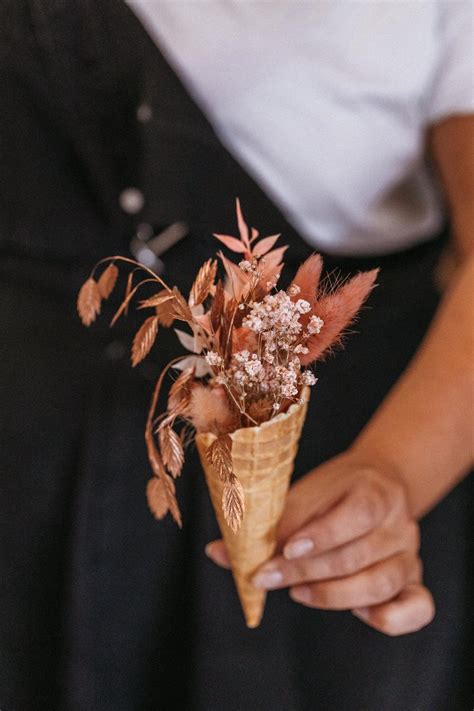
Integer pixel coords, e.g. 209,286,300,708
0,3,471,710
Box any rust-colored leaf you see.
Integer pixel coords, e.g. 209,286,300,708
159,425,184,478
189,259,217,307
77,278,101,326
235,197,250,248
164,473,182,526
210,279,225,332
168,367,195,414
131,315,158,367
97,263,119,299
207,434,233,482
146,477,169,520
222,475,245,533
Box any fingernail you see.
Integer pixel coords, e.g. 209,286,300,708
352,607,370,622
252,568,283,589
289,585,311,603
284,538,314,559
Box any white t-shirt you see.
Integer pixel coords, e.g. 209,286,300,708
128,1,474,256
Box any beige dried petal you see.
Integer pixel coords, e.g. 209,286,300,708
222,476,245,533
146,477,169,520
77,278,101,326
131,316,158,367
159,426,184,478
207,434,233,482
189,259,217,307
97,263,119,299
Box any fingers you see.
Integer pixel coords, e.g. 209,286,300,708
352,583,435,635
282,478,398,559
288,552,415,610
205,539,231,569
252,522,419,590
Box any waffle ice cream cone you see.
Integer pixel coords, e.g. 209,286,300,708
196,388,310,628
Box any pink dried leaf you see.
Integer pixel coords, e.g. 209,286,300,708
173,355,211,378
250,227,259,243
213,234,247,253
235,197,250,248
252,233,281,257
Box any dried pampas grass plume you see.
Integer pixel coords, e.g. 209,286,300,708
188,384,236,435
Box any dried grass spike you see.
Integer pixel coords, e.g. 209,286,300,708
156,297,176,327
168,367,194,414
189,259,218,307
159,426,185,478
222,475,245,533
77,278,101,326
146,477,169,519
98,263,119,299
131,316,158,367
207,434,233,482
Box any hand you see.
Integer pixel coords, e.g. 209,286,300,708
205,451,435,636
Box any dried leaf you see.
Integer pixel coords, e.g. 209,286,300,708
219,251,250,300
250,227,259,243
77,278,101,326
155,297,176,327
252,234,280,257
173,355,211,378
207,434,233,482
123,270,135,317
222,475,245,533
159,425,184,478
210,279,225,332
235,197,250,248
131,316,158,367
213,234,247,253
189,259,218,306
138,290,174,309
146,477,169,519
168,367,195,414
97,263,119,299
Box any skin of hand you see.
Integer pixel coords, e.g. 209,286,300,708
206,115,474,636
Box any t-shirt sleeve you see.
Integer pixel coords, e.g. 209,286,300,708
426,0,474,124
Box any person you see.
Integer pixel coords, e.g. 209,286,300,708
0,1,472,709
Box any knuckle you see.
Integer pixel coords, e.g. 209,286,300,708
353,488,380,530
373,569,401,601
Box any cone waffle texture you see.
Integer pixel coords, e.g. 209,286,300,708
196,388,310,628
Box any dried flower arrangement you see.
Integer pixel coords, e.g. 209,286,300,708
78,199,378,534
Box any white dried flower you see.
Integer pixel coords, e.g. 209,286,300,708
294,344,309,355
301,371,317,386
288,284,301,296
238,260,253,272
205,351,223,367
306,315,324,335
295,299,311,314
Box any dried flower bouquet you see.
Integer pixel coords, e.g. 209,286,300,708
78,199,378,626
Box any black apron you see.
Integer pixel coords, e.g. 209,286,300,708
0,2,471,710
